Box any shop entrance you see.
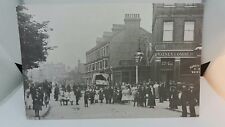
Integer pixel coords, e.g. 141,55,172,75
160,70,174,83
160,58,175,83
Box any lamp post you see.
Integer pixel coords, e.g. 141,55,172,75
135,45,144,84
110,66,113,85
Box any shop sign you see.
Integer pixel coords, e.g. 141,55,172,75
155,51,195,57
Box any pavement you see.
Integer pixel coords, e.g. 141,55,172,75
166,105,199,116
25,99,51,120
160,100,199,116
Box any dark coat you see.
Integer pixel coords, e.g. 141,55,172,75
84,92,89,99
188,90,197,106
33,88,44,110
108,88,113,98
84,91,89,104
147,88,156,106
158,85,164,97
75,89,82,98
54,86,60,95
99,91,104,100
138,89,146,101
118,90,122,101
133,91,139,102
104,89,109,99
66,85,72,92
169,90,179,108
181,89,189,106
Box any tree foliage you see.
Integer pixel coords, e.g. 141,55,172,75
17,5,53,70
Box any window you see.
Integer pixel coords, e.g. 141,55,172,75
163,21,174,42
100,61,103,70
106,45,109,56
103,47,105,57
96,62,99,70
95,62,97,70
103,60,105,69
105,59,108,68
102,48,104,57
184,21,195,41
98,62,101,70
102,60,104,69
92,63,95,71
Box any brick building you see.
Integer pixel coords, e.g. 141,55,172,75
148,3,203,85
85,14,152,85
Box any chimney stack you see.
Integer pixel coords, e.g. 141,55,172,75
124,14,141,28
112,24,124,34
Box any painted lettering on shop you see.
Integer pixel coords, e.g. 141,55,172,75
155,51,194,57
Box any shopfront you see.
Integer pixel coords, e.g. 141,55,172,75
153,50,200,84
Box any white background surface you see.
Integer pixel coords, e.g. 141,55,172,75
0,0,22,102
1,0,225,127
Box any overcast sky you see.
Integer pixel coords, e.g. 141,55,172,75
24,0,201,68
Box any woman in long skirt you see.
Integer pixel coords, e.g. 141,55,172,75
148,87,156,108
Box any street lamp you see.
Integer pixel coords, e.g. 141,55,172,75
110,66,113,85
135,45,144,84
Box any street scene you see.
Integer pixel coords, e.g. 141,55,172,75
17,1,203,120
25,85,199,119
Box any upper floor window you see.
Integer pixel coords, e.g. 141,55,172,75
95,62,99,70
163,21,174,42
103,60,105,69
184,21,195,41
98,62,101,70
92,63,95,71
103,47,106,57
94,62,97,70
100,60,103,70
105,59,108,68
106,45,109,56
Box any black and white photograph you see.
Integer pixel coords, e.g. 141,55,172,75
17,0,203,120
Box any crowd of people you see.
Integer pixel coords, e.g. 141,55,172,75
24,80,52,119
24,80,199,119
53,83,82,106
52,80,199,117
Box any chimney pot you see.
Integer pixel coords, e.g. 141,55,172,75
124,13,141,28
